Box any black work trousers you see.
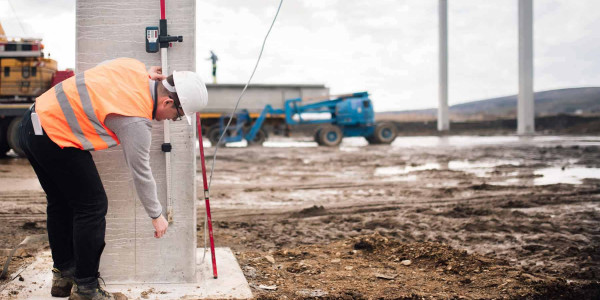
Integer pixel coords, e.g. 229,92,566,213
18,108,107,280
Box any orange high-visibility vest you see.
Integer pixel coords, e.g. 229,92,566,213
36,58,154,151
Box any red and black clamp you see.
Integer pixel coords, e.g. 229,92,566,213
158,19,183,49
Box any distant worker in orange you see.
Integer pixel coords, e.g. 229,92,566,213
18,58,208,300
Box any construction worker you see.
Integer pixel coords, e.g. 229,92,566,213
207,50,218,83
17,58,208,300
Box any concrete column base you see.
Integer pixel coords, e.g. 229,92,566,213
0,248,252,299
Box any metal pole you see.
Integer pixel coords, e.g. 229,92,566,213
518,0,534,135
438,0,449,131
160,0,174,223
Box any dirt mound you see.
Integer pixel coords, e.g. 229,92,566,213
352,235,493,276
290,205,327,218
239,233,599,299
469,183,504,190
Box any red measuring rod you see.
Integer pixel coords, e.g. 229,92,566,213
197,114,218,279
160,0,166,19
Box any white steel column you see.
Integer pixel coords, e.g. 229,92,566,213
518,0,534,134
438,0,449,131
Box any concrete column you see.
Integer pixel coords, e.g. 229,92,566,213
76,0,197,283
438,0,450,131
518,0,534,134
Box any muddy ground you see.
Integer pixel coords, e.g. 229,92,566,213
1,136,600,299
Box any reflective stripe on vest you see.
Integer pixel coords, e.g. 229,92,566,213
74,74,118,149
54,81,96,150
35,58,154,151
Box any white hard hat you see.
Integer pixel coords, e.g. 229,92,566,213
172,71,208,125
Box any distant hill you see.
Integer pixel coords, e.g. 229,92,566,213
380,87,600,121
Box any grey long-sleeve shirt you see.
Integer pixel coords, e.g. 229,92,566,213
104,115,162,218
102,80,161,219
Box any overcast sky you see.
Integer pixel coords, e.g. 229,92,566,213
1,0,599,111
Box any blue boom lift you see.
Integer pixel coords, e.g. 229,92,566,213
207,91,397,146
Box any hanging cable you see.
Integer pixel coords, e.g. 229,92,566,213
207,0,284,190
7,0,27,36
200,0,284,264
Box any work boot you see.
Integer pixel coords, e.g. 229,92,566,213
68,275,127,300
51,267,75,297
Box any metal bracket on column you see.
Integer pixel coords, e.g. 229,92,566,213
159,19,183,49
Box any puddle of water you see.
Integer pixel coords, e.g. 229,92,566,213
374,163,440,176
375,160,520,178
490,166,600,186
381,175,419,182
449,160,520,177
533,166,600,185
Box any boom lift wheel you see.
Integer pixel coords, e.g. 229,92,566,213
365,134,378,144
200,124,209,137
247,128,267,146
0,118,10,157
317,125,342,147
7,117,26,157
368,122,397,145
313,128,323,145
207,125,225,146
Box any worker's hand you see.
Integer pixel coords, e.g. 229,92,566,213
152,214,168,238
148,66,167,81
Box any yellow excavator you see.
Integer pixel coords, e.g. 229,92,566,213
0,21,73,157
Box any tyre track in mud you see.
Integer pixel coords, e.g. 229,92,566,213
209,184,600,219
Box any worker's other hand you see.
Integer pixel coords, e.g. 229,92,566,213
152,214,168,238
148,66,167,81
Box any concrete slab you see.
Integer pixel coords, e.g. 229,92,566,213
0,248,252,299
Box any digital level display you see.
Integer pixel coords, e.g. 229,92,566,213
145,26,159,53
